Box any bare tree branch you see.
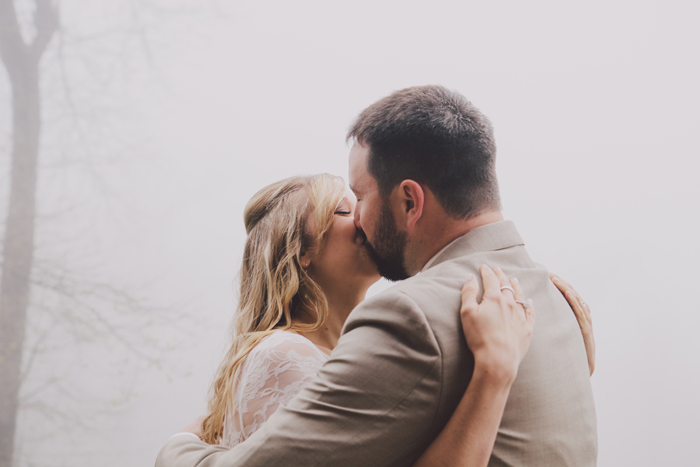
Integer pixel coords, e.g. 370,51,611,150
19,319,53,386
30,0,60,59
0,0,28,71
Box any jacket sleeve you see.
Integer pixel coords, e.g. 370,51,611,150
156,291,444,467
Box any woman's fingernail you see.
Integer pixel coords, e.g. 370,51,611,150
465,274,475,282
513,278,519,284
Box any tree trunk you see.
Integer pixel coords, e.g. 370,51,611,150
0,49,41,467
0,0,57,462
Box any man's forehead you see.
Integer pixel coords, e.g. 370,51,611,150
348,163,367,193
348,170,376,196
348,143,369,182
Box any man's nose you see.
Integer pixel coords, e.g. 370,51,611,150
354,205,362,230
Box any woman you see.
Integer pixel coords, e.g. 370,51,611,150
197,174,593,466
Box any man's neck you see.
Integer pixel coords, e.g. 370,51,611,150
410,210,504,274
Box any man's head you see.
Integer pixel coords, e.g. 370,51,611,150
348,85,501,280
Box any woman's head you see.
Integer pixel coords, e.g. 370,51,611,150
202,173,375,444
239,173,348,333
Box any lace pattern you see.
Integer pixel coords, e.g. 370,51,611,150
222,330,329,447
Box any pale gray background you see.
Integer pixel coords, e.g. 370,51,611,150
3,0,699,466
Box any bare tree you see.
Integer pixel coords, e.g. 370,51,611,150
0,2,59,465
0,2,206,465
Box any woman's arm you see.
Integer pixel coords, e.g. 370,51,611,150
412,265,535,467
550,273,595,375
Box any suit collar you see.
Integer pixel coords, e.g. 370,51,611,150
424,220,524,270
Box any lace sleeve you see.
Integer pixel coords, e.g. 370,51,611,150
223,331,328,447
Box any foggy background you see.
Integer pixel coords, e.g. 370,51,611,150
1,0,698,466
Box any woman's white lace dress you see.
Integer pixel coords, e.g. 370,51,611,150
222,330,329,447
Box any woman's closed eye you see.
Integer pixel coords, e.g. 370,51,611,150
334,210,351,215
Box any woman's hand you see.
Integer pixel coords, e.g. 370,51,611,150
181,415,207,440
550,273,595,376
460,265,535,383
412,265,535,467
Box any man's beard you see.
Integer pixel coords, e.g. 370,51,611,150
362,202,410,282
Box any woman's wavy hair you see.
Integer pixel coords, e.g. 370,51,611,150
201,174,346,444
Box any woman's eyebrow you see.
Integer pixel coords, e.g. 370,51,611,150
334,197,350,209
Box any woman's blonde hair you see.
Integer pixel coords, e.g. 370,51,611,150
201,173,346,444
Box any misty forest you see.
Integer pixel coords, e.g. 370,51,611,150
1,1,698,466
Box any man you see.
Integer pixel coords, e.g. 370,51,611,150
157,85,597,466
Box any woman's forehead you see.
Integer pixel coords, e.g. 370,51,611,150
336,190,356,207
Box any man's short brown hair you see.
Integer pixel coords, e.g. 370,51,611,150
347,85,501,219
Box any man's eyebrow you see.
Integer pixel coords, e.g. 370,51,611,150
349,184,359,194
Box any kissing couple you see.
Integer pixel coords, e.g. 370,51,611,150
157,85,597,466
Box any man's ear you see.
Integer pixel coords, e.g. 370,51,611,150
397,180,425,230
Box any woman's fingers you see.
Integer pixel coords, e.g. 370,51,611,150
480,264,502,301
460,273,479,318
181,415,207,439
551,273,588,314
564,290,592,344
565,292,595,376
464,266,534,384
551,273,574,298
493,267,515,299
550,272,573,289
550,273,595,376
495,267,533,319
511,277,535,323
551,274,592,332
510,277,525,302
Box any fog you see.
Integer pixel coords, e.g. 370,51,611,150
1,1,698,466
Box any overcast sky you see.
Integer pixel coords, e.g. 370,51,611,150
3,1,699,466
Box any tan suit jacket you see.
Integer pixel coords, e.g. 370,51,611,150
156,221,597,467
